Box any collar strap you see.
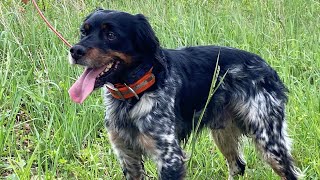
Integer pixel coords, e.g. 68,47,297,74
105,68,155,100
125,63,153,84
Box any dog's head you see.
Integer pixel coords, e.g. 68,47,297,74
68,9,160,103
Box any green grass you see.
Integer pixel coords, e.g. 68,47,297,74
0,0,319,179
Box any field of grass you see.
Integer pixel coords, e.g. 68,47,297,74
0,0,319,179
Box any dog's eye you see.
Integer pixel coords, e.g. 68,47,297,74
80,30,87,37
107,32,116,41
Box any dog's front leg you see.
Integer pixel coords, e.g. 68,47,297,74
137,125,186,180
108,129,145,180
156,137,186,180
132,92,186,179
138,131,186,180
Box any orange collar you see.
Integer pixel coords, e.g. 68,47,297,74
105,68,155,100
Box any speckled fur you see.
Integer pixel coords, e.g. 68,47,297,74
71,9,302,180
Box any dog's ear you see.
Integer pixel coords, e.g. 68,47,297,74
134,14,160,54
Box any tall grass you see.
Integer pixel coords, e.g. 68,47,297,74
0,0,319,179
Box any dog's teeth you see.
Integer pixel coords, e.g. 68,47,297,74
107,63,113,69
104,68,109,72
98,72,104,77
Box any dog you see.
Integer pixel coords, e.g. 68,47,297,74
68,9,301,180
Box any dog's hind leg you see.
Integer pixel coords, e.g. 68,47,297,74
211,121,246,179
252,120,301,180
237,92,301,180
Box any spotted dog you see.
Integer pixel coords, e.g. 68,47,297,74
68,9,301,180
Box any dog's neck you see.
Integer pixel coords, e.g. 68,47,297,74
124,63,154,84
105,49,167,101
105,63,155,100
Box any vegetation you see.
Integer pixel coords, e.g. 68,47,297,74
0,0,319,179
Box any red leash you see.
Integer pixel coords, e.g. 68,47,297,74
31,0,72,48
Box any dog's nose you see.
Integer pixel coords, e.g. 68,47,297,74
70,45,87,60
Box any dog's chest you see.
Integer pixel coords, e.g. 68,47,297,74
103,90,157,132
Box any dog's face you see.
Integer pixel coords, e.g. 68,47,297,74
68,9,159,103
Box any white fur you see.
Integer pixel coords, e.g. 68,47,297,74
68,52,75,65
129,92,156,120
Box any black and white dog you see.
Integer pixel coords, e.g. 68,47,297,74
68,9,301,180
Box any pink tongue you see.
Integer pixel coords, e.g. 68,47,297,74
68,66,107,103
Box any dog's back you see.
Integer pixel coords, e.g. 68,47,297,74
164,46,287,138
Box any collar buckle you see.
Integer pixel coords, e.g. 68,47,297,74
124,83,140,100
105,83,125,101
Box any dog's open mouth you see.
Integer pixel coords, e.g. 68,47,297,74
94,60,120,88
68,60,119,103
